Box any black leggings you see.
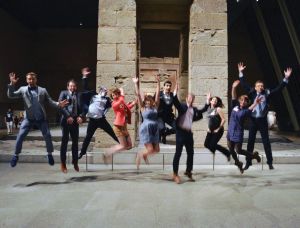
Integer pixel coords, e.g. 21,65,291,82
227,140,256,163
204,127,230,158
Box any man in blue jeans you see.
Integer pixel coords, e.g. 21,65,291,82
238,62,292,170
7,72,68,167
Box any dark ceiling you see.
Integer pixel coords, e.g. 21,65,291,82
0,0,99,29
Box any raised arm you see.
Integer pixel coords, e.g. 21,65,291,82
132,76,143,107
269,67,292,95
81,67,91,91
238,62,252,93
154,74,160,109
7,72,22,99
119,87,125,96
231,80,240,100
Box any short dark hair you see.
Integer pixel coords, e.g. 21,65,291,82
164,80,172,86
26,72,37,79
67,79,77,87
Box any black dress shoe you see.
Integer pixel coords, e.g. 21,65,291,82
243,161,252,170
184,171,195,181
268,164,274,170
78,152,86,159
10,155,19,167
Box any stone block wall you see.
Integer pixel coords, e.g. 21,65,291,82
96,0,137,147
189,0,228,147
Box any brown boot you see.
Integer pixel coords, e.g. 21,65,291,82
73,161,79,172
61,163,67,173
253,151,261,163
184,171,195,182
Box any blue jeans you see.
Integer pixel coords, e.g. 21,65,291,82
15,118,54,155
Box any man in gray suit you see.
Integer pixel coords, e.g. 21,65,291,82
7,72,68,167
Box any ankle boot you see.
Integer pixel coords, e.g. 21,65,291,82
235,161,244,174
61,163,67,173
253,151,261,163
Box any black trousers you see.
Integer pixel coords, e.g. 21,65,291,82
80,117,119,155
160,116,176,136
173,128,194,175
60,120,79,164
204,127,230,158
247,116,272,165
227,140,255,163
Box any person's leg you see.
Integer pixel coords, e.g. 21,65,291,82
204,132,213,152
6,122,10,134
105,136,128,156
258,117,273,169
10,119,32,167
165,118,176,136
173,130,184,183
99,118,119,143
185,132,194,178
79,119,97,158
214,128,231,160
69,122,79,171
9,121,13,134
230,142,244,173
39,120,54,154
59,123,69,167
245,118,258,169
15,119,32,155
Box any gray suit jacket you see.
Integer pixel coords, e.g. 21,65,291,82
7,84,59,120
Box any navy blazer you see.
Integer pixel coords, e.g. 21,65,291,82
58,90,83,122
239,75,288,117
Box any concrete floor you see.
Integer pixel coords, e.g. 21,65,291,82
0,163,299,228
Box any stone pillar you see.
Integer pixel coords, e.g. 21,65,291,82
96,0,137,147
189,0,228,147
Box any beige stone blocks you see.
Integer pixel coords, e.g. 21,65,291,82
190,65,228,79
190,13,227,30
97,44,116,61
98,27,136,44
190,29,227,46
116,11,136,27
99,10,117,27
99,0,136,11
191,0,227,13
117,44,136,61
190,44,227,64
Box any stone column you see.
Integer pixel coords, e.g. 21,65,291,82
96,0,137,147
189,0,228,147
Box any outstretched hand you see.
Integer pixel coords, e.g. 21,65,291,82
58,99,69,108
9,72,19,85
132,76,139,84
284,67,292,79
155,74,160,83
206,92,211,102
238,62,246,72
232,80,240,88
81,67,91,77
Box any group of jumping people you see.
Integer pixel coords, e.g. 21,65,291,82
7,63,292,184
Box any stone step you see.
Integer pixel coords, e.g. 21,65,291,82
1,147,300,166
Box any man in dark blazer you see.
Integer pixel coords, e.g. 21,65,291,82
7,72,68,167
58,79,84,173
172,89,210,184
238,62,292,170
